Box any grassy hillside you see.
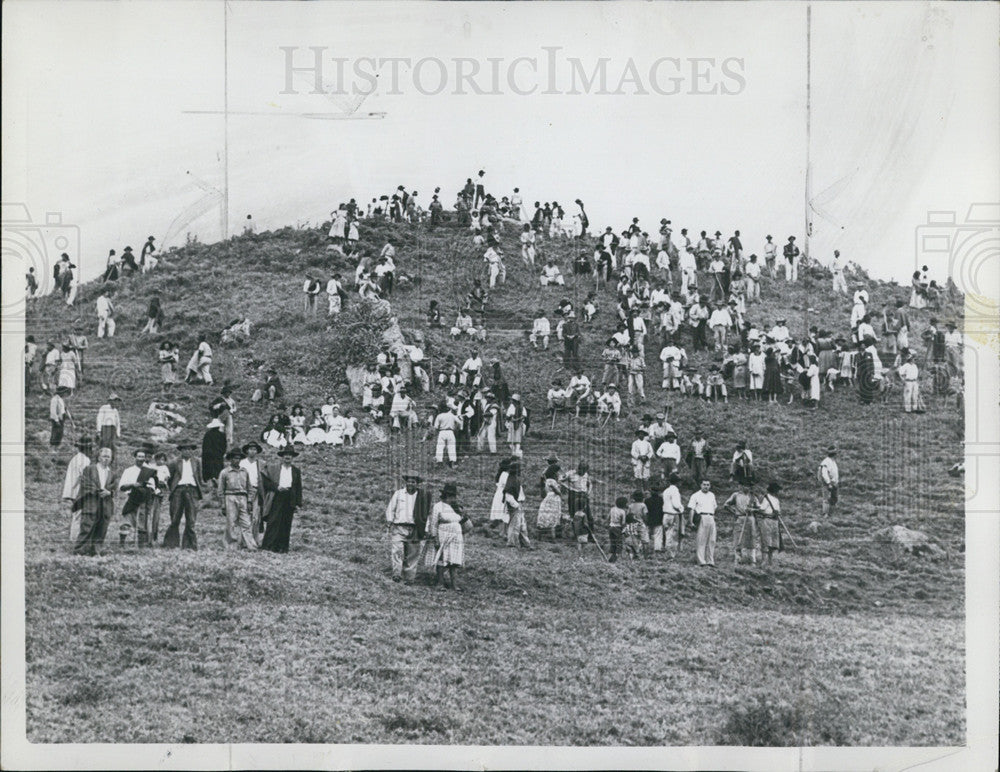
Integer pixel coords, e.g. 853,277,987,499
22,215,965,745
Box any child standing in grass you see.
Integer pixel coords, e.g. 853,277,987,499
625,490,650,558
608,496,627,562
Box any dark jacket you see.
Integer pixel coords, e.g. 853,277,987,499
167,457,203,498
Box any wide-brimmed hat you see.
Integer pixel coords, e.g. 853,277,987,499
176,441,198,450
225,449,245,460
826,446,837,455
546,454,560,464
510,393,521,401
108,392,121,401
402,470,422,482
277,447,299,458
74,437,94,451
241,441,262,454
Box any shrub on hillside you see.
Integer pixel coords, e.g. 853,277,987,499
271,299,392,384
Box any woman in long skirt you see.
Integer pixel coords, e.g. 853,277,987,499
429,482,465,589
536,477,563,540
754,482,782,567
488,458,511,536
504,463,531,549
763,348,783,403
201,410,228,486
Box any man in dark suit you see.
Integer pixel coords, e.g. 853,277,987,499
260,447,303,553
73,447,118,556
163,441,202,549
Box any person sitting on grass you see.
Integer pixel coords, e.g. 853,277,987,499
450,306,483,339
529,309,551,350
597,383,622,421
540,258,565,287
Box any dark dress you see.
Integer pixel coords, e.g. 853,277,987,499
763,352,783,396
201,425,227,483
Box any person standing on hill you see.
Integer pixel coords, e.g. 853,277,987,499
783,236,800,282
385,471,430,583
96,393,122,461
260,447,303,554
117,447,158,547
96,289,115,338
897,351,922,414
62,437,92,542
687,479,718,566
818,447,839,518
73,447,117,556
185,334,214,385
763,235,777,278
831,250,848,294
163,441,202,549
220,449,257,550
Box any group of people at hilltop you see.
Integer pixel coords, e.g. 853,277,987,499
32,168,954,577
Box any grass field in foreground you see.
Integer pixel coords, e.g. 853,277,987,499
21,217,965,745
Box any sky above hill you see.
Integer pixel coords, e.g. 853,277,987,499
3,1,998,288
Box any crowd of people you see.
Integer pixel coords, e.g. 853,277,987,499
29,168,958,580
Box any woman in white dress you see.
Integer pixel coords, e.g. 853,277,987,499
536,477,563,540
289,404,309,444
325,405,346,446
488,458,511,537
428,482,465,590
305,408,328,444
807,356,821,407
909,270,927,309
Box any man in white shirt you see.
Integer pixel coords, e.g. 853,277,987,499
709,303,733,350
597,384,621,419
769,319,790,343
96,393,122,460
240,442,264,539
540,259,565,287
385,471,430,583
62,437,92,542
656,432,682,478
433,408,462,467
661,473,685,553
763,235,778,278
530,311,550,349
96,290,115,338
818,447,839,518
744,255,762,301
630,429,654,488
679,248,698,294
118,448,157,547
163,442,203,549
831,250,848,294
484,245,505,288
687,480,718,566
897,352,921,414
326,273,344,316
944,321,962,375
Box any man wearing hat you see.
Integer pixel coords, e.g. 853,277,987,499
597,383,621,420
384,471,431,583
164,441,203,549
219,448,257,550
631,429,654,488
783,236,800,283
763,235,777,278
897,352,922,414
141,235,156,271
96,393,122,461
118,446,159,547
239,441,266,542
260,447,303,554
818,447,839,518
62,436,93,542
754,482,783,566
49,385,71,449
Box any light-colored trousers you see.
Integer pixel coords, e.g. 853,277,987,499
97,315,115,338
389,523,421,581
224,495,257,550
903,381,920,412
832,273,848,294
506,505,531,547
696,514,717,565
65,498,81,543
436,429,456,462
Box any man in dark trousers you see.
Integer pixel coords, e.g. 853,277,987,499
260,447,303,554
562,310,581,371
117,447,158,547
73,447,118,556
163,441,202,549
